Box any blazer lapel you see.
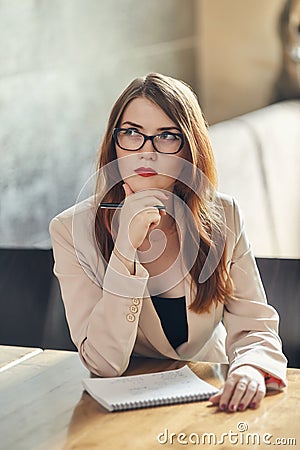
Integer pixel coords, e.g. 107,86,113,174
138,197,189,359
138,196,223,360
138,290,180,359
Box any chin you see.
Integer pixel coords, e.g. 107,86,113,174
125,175,175,193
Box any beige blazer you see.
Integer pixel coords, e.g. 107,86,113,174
49,193,287,384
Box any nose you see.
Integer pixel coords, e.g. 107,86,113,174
138,138,157,159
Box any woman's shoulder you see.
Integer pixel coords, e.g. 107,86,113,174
49,195,105,284
215,191,235,209
215,191,242,218
49,195,97,236
215,191,244,241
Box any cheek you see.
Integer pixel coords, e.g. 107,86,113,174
115,147,126,163
155,175,177,191
116,151,136,180
158,154,186,180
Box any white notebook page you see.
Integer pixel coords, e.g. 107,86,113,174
82,365,219,410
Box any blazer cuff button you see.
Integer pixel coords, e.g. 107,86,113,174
126,313,135,322
132,298,141,305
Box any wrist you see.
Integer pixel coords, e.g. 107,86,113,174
260,370,285,388
114,243,136,261
113,247,137,276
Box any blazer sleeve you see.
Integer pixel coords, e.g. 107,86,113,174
49,216,149,377
223,199,287,387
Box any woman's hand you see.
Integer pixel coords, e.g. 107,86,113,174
209,365,266,412
114,183,168,262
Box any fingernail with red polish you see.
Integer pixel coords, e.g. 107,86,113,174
250,402,256,409
238,404,244,410
230,404,236,411
220,404,226,411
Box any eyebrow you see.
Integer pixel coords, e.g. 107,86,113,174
121,121,181,132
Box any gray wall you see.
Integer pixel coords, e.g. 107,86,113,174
0,0,197,248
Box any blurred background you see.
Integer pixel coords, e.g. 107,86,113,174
0,0,299,365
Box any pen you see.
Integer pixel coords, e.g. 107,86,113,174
99,202,166,210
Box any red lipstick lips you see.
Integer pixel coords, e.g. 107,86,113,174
134,167,158,177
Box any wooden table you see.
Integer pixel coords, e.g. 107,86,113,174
0,345,42,371
0,348,299,450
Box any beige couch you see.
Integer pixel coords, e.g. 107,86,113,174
209,100,300,258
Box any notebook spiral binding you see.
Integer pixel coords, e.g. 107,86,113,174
112,391,216,411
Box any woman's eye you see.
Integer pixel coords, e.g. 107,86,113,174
123,128,139,136
160,132,177,140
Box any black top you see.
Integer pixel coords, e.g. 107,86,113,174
151,295,188,349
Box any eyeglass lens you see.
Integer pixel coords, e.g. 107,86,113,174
116,129,182,153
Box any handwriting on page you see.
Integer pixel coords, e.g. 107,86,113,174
108,369,198,396
82,365,219,411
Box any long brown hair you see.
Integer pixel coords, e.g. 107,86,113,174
94,73,233,313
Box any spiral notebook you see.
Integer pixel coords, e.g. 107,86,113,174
82,365,219,412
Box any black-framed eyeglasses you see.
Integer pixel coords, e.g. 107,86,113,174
113,128,184,154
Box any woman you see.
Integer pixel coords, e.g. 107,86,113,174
49,72,287,412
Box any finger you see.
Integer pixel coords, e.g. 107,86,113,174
235,380,259,411
227,379,250,412
130,188,169,201
247,383,266,410
145,207,164,215
122,182,134,197
135,197,168,214
209,392,222,405
146,211,161,229
217,378,237,411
